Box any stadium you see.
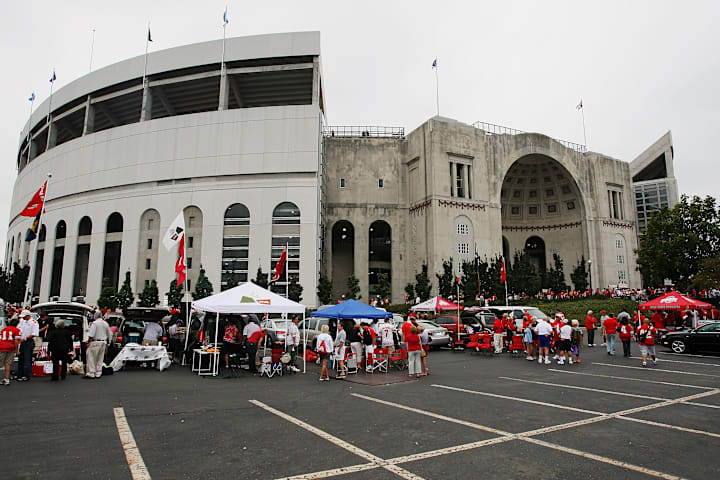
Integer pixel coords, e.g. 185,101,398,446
6,31,677,306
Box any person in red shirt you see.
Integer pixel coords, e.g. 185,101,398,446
651,312,665,330
602,313,619,355
618,317,634,357
585,310,597,346
405,326,423,378
637,317,657,367
0,319,21,385
493,316,505,354
503,315,516,346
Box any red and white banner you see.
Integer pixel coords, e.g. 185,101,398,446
500,259,507,284
20,181,47,217
175,235,186,285
271,243,288,282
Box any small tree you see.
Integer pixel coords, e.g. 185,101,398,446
5,262,29,304
254,267,269,289
436,258,455,298
97,277,119,310
317,274,333,304
404,283,415,302
414,264,432,301
507,250,541,295
192,265,213,300
288,274,303,302
691,254,720,290
346,275,361,300
545,253,568,292
166,279,184,309
570,256,589,291
116,271,135,310
375,272,391,301
138,280,160,307
460,260,479,302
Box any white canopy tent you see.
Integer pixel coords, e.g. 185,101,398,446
191,282,307,375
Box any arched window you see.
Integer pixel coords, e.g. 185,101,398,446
78,216,92,236
524,236,546,273
55,220,67,239
332,221,355,301
221,203,250,290
368,220,392,300
272,202,300,225
38,225,47,243
107,212,123,233
224,203,250,226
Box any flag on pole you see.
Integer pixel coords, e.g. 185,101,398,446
28,92,35,102
147,27,153,42
25,212,42,242
500,259,507,284
271,243,288,282
576,99,583,110
49,70,56,83
175,235,187,285
223,7,229,24
432,58,437,68
162,211,185,250
20,181,48,217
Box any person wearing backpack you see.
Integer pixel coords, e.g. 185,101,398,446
362,323,375,371
637,317,658,367
618,317,634,357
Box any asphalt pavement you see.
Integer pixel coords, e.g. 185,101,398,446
2,343,719,480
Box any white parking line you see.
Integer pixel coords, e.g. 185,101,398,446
113,407,151,480
593,362,720,378
546,369,712,389
352,393,684,480
660,351,720,359
249,400,425,480
499,377,666,401
630,356,720,367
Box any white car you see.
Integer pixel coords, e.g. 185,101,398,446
417,320,451,348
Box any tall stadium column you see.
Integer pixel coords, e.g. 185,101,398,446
140,82,153,121
60,224,78,301
83,95,95,135
218,68,229,110
355,221,369,303
46,119,57,150
38,225,55,302
85,230,105,306
312,57,320,106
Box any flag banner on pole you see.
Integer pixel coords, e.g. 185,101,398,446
176,235,187,285
49,71,56,83
147,28,153,42
25,212,42,242
162,211,185,250
271,243,288,282
500,259,507,284
28,92,35,102
576,99,583,110
432,58,437,68
20,181,48,217
223,7,229,24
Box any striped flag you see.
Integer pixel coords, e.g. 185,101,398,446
576,99,583,110
49,70,56,83
223,7,229,25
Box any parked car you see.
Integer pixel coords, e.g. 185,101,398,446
260,318,292,346
433,313,483,346
417,320,450,348
117,307,171,346
30,301,94,354
659,321,720,354
486,306,549,327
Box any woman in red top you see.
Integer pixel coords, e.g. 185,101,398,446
406,326,423,378
637,317,657,367
222,319,241,369
493,316,505,354
618,317,634,358
584,311,597,346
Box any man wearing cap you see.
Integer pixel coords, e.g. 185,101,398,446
85,311,111,379
16,310,39,381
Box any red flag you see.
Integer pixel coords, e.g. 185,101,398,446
271,243,288,282
500,259,507,284
20,181,48,217
175,235,186,285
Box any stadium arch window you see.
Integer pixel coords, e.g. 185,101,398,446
55,220,67,239
102,212,124,290
271,202,301,296
74,216,93,297
222,203,250,290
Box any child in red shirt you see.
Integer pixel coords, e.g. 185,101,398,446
0,319,21,385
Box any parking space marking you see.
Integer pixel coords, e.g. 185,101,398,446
629,356,720,367
430,384,603,415
352,393,684,479
113,407,151,480
499,376,666,400
684,401,720,409
593,362,720,378
249,400,426,480
546,369,712,389
619,415,720,438
660,351,720,359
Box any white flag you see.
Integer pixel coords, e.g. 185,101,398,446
163,211,186,251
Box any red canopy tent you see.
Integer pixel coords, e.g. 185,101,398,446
638,292,713,311
410,296,464,312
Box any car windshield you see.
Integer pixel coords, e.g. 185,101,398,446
419,321,440,328
52,316,81,327
697,323,720,333
524,308,548,319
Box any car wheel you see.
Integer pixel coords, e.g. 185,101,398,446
670,339,687,354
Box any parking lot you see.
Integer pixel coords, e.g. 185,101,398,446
2,345,719,480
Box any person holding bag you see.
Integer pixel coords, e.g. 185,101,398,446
316,325,333,381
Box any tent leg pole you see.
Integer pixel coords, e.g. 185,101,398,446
303,312,306,374
213,312,219,376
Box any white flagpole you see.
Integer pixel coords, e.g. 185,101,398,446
143,23,151,86
503,256,509,307
89,29,96,72
182,232,191,365
23,174,52,308
47,72,55,122
221,7,228,71
581,107,587,149
285,242,289,299
433,59,439,116
25,95,35,167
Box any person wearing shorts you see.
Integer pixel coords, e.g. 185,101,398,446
0,319,21,385
557,319,572,365
637,317,657,367
316,325,333,381
534,317,553,365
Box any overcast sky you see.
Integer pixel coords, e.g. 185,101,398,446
1,0,718,261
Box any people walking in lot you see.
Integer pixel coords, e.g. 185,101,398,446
602,312,618,356
570,319,583,363
316,324,333,381
418,325,429,376
557,319,572,365
85,312,111,379
493,315,505,353
534,316,553,364
406,325,422,378
618,317,634,357
334,322,346,379
48,320,73,381
16,310,38,381
0,318,21,385
585,310,597,346
637,317,658,367
285,316,301,373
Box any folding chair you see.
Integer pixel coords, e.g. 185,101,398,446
368,348,389,374
466,334,480,354
260,348,283,378
346,351,358,374
390,348,407,371
477,333,493,355
508,335,525,355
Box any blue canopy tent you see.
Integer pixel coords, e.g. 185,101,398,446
311,299,392,319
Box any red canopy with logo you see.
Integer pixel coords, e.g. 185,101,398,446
410,296,464,312
638,292,713,311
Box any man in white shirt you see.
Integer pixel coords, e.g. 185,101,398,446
378,318,396,354
86,312,111,379
285,316,301,372
534,317,554,365
17,310,39,381
557,319,573,365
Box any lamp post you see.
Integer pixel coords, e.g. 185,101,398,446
587,259,593,294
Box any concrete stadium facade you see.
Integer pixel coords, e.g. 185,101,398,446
6,31,666,307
